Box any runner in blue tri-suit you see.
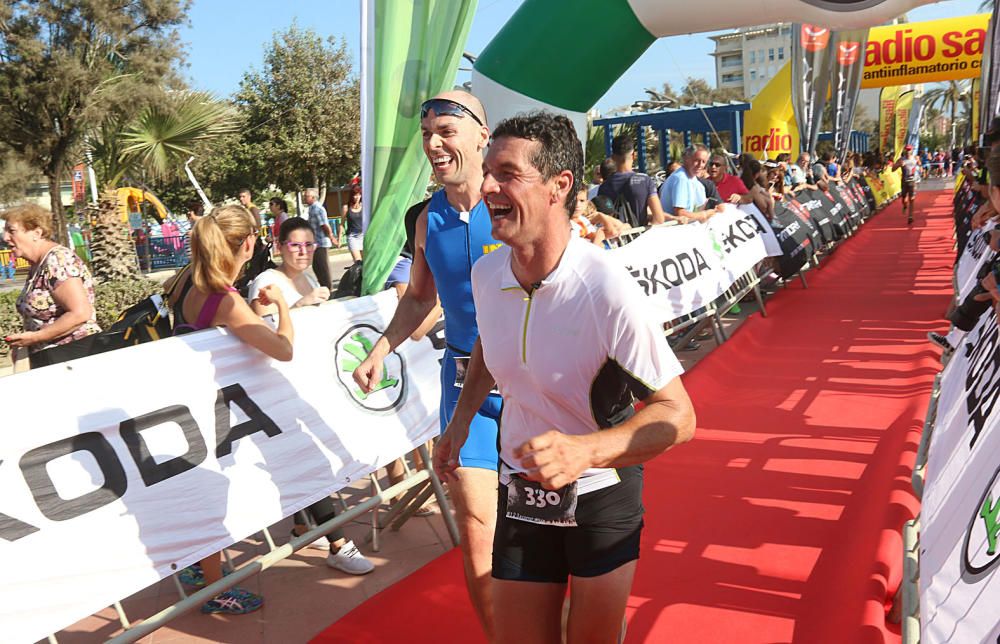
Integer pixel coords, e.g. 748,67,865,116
353,90,500,638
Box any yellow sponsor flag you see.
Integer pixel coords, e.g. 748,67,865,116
742,62,799,159
894,90,915,156
862,14,989,89
878,86,904,153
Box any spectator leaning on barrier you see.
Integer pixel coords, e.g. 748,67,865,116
248,216,375,576
304,187,339,291
708,154,751,205
2,204,101,371
598,134,668,227
167,204,296,615
435,111,696,643
741,159,775,220
659,144,715,223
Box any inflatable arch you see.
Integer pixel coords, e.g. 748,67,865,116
472,0,937,138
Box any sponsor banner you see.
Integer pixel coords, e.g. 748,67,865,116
879,86,905,154
861,14,989,89
905,93,925,150
955,220,996,301
920,306,1000,642
893,89,915,157
830,28,869,163
360,0,478,294
792,23,834,154
770,200,819,278
742,62,799,158
0,292,445,644
977,4,998,141
739,203,784,257
704,205,776,284
610,222,733,322
795,189,838,245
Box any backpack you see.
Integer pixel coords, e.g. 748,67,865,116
334,259,364,299
613,190,640,229
235,238,277,298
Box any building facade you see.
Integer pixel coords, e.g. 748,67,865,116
710,23,793,99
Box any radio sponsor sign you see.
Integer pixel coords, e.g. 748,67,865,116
861,13,989,88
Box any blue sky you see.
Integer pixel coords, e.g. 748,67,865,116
179,0,984,112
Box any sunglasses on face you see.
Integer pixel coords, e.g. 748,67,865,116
420,98,484,127
709,161,722,168
284,241,317,252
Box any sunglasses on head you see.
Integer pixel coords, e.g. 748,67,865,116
420,98,484,127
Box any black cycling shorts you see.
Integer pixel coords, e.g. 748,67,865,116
492,465,644,583
901,181,916,199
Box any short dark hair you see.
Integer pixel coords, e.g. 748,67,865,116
269,197,288,213
611,134,634,157
599,157,617,180
491,111,583,215
238,188,251,196
278,216,314,243
185,199,204,215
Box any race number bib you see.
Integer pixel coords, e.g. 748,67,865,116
505,477,578,527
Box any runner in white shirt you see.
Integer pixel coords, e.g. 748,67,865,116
434,112,696,644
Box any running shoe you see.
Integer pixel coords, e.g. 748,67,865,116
326,540,375,575
200,587,264,615
178,564,204,587
927,331,953,353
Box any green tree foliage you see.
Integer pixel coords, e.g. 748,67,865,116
651,79,746,106
90,90,238,188
0,0,188,244
925,80,973,149
0,144,33,204
203,23,360,199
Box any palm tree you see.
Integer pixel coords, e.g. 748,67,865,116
924,80,971,150
86,91,238,282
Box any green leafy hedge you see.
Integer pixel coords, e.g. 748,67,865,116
0,278,162,358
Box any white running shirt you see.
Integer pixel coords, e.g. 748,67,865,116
471,236,684,475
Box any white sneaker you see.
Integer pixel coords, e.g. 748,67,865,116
291,530,330,550
326,540,375,575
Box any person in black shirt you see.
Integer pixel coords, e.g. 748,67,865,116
597,134,668,227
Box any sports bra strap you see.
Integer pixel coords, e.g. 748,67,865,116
192,287,236,330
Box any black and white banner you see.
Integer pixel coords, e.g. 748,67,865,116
610,205,776,322
0,291,445,644
829,28,868,164
792,23,834,155
921,305,1000,642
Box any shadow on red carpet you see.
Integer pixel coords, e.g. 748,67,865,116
312,191,952,643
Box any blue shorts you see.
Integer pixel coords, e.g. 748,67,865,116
440,347,501,471
384,256,412,288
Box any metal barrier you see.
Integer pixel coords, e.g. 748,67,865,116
134,235,190,271
48,444,458,643
0,248,29,271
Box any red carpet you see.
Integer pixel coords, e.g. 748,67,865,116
314,190,953,643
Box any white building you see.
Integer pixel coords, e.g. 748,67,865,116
709,23,793,99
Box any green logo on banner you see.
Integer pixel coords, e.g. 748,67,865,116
333,323,406,412
964,464,1000,577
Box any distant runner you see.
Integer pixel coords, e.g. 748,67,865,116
893,144,920,225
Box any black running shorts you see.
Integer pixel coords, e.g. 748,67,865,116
492,465,644,583
901,181,916,199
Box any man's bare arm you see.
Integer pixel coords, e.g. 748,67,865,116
433,338,496,481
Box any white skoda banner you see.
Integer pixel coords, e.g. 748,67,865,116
609,208,770,322
955,220,996,300
920,306,1000,642
0,291,444,644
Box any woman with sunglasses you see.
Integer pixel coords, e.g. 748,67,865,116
249,217,330,315
341,184,364,262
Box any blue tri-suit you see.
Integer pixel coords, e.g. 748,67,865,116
423,189,503,471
